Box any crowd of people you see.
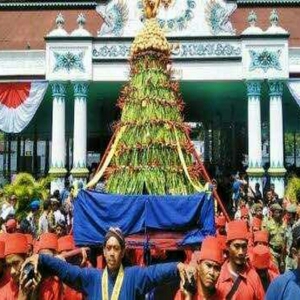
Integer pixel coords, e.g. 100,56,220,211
0,175,299,299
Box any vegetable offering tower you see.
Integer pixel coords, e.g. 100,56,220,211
88,3,206,195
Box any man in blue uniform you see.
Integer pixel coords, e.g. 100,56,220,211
265,223,300,299
20,227,187,300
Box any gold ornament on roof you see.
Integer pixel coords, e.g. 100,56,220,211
143,0,161,19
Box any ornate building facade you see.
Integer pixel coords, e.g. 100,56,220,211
0,0,300,197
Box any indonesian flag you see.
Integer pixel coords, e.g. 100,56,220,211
0,81,48,133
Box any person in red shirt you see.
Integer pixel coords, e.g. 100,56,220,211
4,233,29,299
251,217,262,233
174,236,224,300
251,245,279,294
0,240,12,295
38,232,62,300
216,220,265,300
249,230,279,275
58,235,83,300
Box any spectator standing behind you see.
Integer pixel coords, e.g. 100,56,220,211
50,198,65,226
38,200,51,236
26,199,40,238
252,245,279,295
262,204,286,272
60,180,70,205
1,195,17,221
285,204,298,271
266,224,300,299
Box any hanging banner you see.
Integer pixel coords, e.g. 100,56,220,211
287,80,300,108
0,81,48,133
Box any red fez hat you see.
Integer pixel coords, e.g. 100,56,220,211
38,233,58,252
0,233,8,242
25,234,33,246
252,245,271,269
6,219,17,230
58,235,75,253
252,217,262,229
5,233,28,257
195,236,223,265
254,230,269,244
0,241,5,259
227,220,248,242
240,207,249,218
216,215,226,227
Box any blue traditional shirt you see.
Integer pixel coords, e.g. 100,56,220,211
265,269,300,300
39,254,179,300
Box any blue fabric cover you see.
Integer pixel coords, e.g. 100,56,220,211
73,190,215,247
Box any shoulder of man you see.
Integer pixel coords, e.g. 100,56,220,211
266,270,298,299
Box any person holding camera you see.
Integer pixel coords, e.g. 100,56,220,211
3,233,35,299
174,236,224,300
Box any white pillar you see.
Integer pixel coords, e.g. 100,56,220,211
246,81,264,191
268,80,286,198
71,82,89,185
49,82,67,193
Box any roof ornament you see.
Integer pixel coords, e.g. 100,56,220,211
265,9,287,34
56,13,65,29
70,13,91,36
248,10,257,27
47,12,68,36
269,9,279,27
242,10,262,35
77,13,86,28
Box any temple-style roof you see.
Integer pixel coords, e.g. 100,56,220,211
0,1,98,8
0,9,102,49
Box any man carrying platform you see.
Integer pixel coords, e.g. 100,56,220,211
19,227,188,299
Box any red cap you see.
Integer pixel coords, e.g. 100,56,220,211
38,233,58,252
252,245,271,269
254,231,269,244
0,241,5,259
227,220,248,242
252,217,262,230
5,219,17,230
58,235,75,253
240,207,249,218
192,237,223,265
5,233,28,257
0,233,8,242
216,215,226,227
25,234,33,246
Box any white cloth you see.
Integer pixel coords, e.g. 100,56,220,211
0,81,48,133
1,203,15,220
38,212,49,234
53,210,65,224
287,80,300,108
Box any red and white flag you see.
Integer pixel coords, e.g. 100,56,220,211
0,81,48,133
